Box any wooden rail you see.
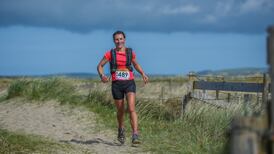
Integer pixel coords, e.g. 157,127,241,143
193,81,265,93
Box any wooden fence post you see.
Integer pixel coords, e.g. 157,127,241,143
267,25,274,153
188,72,196,81
187,72,195,96
161,86,165,104
181,92,191,116
216,90,219,99
262,73,269,111
244,94,251,116
227,93,231,103
229,25,274,154
229,117,264,154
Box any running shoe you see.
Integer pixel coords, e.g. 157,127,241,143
117,128,125,144
132,133,141,144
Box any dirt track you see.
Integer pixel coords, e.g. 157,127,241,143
0,99,145,153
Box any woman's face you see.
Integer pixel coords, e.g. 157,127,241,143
113,34,125,49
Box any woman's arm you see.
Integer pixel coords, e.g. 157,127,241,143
132,58,149,84
97,57,109,83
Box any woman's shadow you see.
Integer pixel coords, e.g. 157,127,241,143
60,138,122,146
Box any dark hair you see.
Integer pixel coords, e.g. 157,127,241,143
113,31,126,40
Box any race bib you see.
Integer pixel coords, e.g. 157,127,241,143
115,71,130,80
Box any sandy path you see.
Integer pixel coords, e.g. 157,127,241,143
0,99,145,154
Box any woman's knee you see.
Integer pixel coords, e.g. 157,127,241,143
128,107,136,113
115,99,123,107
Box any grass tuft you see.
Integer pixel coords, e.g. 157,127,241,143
7,78,76,102
0,129,83,154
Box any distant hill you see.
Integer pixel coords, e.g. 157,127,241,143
51,73,98,78
0,73,98,79
196,67,267,76
0,68,268,78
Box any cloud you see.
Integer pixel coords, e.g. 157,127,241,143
240,0,274,13
0,0,273,33
162,4,200,15
202,1,235,23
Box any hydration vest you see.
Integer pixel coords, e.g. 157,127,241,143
110,48,133,73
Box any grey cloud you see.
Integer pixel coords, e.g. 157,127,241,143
240,0,273,13
160,4,200,15
0,0,273,33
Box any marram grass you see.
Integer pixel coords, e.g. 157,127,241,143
4,78,236,153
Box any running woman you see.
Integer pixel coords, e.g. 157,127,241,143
97,31,149,145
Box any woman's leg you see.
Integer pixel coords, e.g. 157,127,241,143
114,99,125,129
126,92,138,134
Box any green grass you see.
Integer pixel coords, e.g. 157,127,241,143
6,78,76,101
139,108,231,153
4,78,235,153
0,128,85,154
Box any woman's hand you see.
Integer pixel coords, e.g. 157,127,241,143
142,74,149,84
100,74,109,83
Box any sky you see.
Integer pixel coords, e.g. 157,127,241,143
0,0,273,76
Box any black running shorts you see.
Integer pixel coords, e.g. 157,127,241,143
111,80,136,100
